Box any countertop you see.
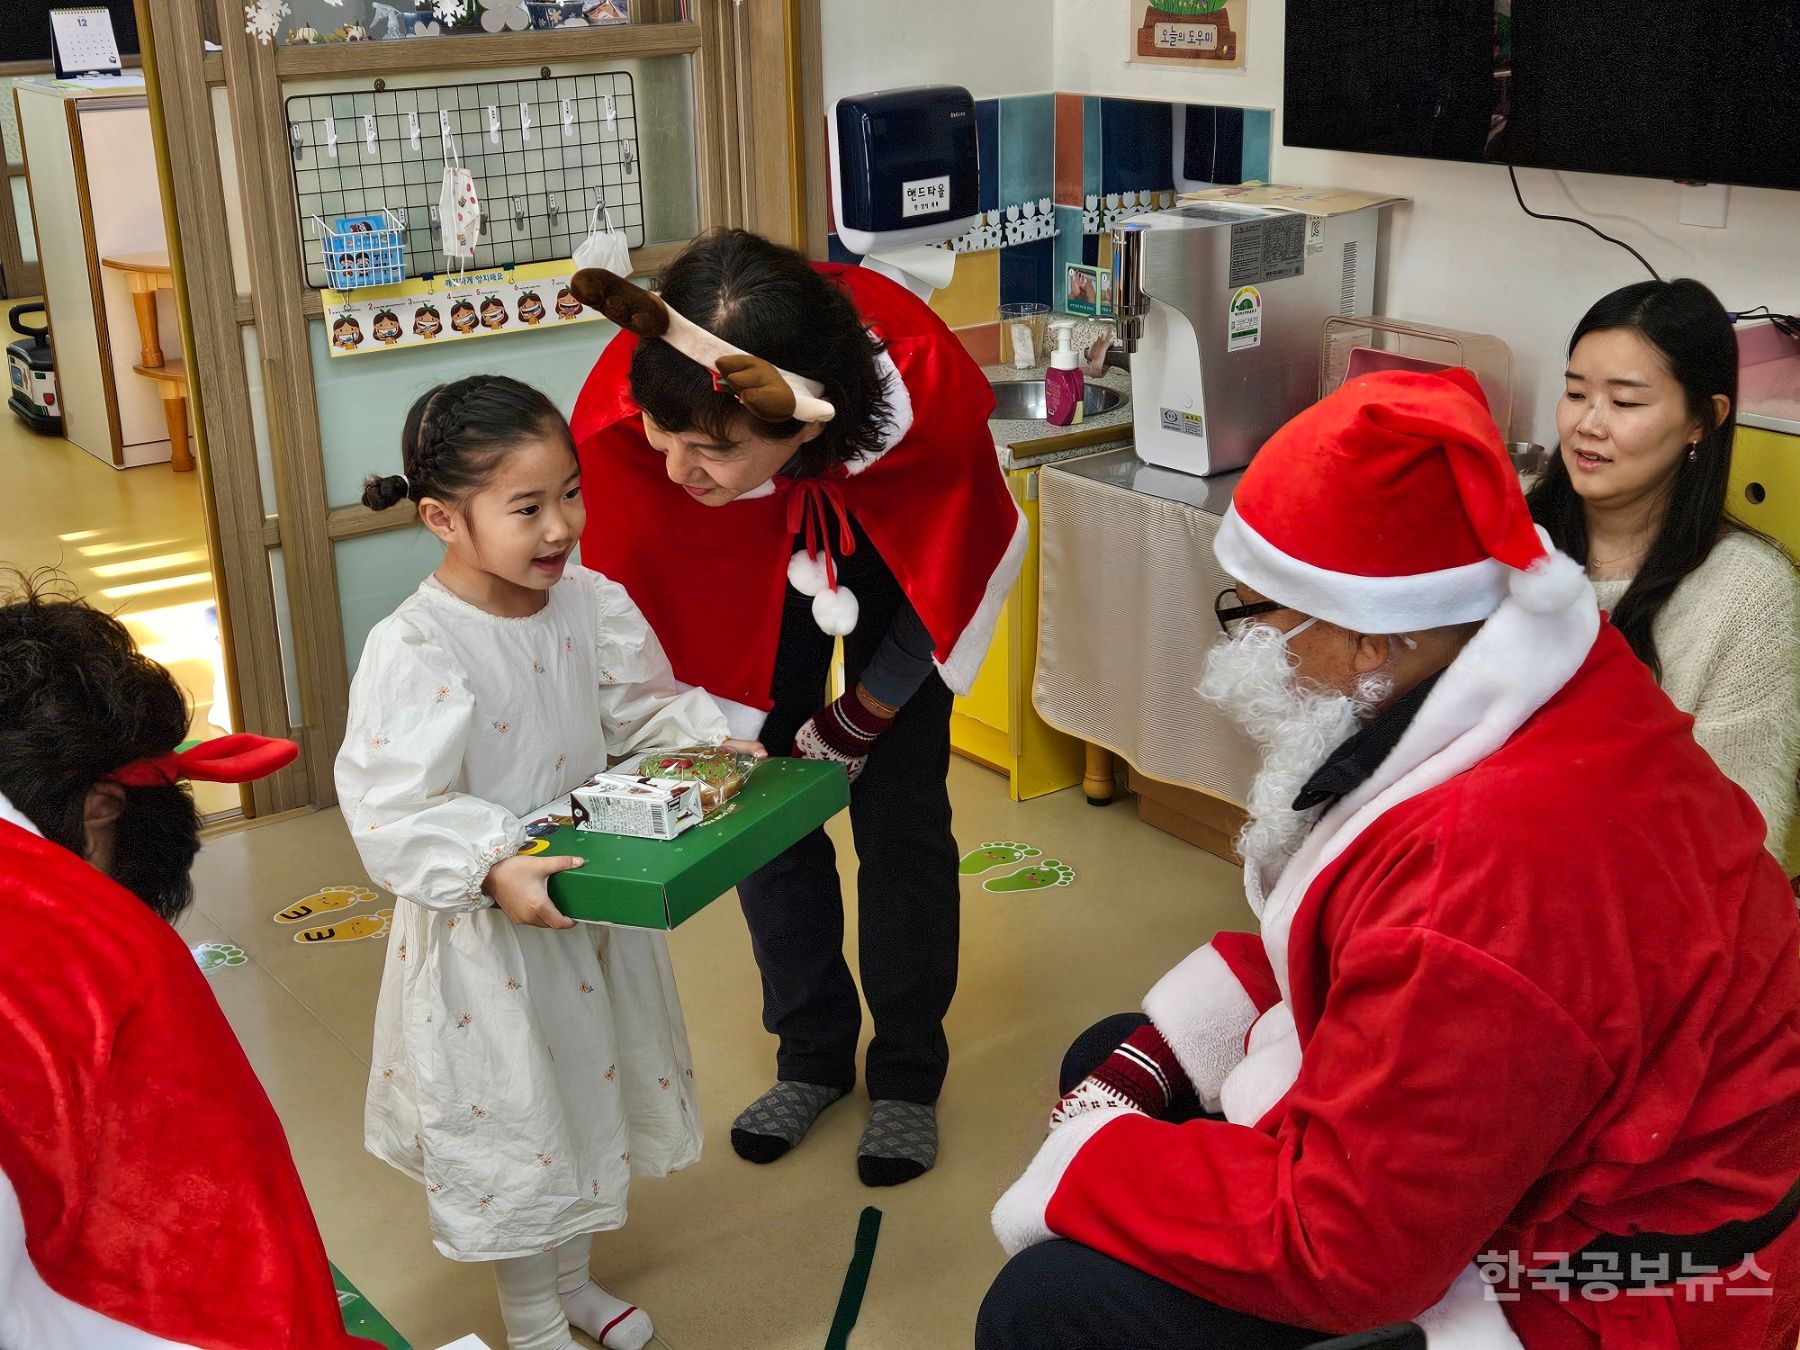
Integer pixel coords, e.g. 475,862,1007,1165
1046,446,1243,517
983,361,1136,471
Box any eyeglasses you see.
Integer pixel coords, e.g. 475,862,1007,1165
1213,586,1291,636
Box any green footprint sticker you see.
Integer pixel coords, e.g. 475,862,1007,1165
983,860,1076,894
959,841,1041,876
193,942,247,974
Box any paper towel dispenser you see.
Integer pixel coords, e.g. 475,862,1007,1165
827,86,980,256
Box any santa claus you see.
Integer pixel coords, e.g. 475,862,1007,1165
981,370,1800,1348
0,578,378,1349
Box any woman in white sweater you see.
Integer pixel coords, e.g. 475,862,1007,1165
1529,278,1800,873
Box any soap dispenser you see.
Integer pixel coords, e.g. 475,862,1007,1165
1045,319,1085,428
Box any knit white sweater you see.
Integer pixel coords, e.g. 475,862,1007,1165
1591,530,1800,873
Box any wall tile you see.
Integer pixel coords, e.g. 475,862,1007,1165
1055,93,1084,207
999,93,1055,209
1082,96,1103,199
1242,108,1273,183
928,247,1000,330
1052,205,1085,313
955,322,1001,367
1000,236,1055,307
1178,104,1219,185
975,98,1000,215
1213,105,1245,185
1100,97,1175,196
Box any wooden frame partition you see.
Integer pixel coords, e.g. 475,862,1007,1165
140,0,818,811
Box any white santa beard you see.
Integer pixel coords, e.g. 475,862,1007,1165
1197,625,1390,907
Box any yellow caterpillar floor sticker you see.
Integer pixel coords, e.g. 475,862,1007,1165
294,909,394,944
275,884,379,924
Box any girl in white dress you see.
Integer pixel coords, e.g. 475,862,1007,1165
337,375,748,1350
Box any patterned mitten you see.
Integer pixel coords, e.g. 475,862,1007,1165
1051,1023,1193,1127
792,691,893,784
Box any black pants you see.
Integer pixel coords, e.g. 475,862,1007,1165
735,524,958,1105
975,1014,1322,1350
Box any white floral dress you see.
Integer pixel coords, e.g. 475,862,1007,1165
336,568,727,1261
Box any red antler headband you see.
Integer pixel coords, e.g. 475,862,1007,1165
570,267,836,424
109,733,301,788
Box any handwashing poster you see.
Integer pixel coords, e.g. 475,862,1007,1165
323,260,599,358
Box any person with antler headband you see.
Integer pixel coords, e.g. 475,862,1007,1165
0,574,378,1349
570,229,1026,1188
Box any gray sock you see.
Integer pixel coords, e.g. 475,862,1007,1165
730,1081,847,1164
857,1099,937,1187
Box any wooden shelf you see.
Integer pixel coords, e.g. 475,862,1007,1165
132,358,188,387
102,250,173,277
272,24,701,79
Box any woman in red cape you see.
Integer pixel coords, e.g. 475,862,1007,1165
571,229,1025,1186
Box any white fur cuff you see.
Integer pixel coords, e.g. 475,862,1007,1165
1143,942,1261,1114
1218,1002,1302,1127
991,1109,1132,1256
1415,1263,1526,1349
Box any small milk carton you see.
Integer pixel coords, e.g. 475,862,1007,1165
569,773,704,840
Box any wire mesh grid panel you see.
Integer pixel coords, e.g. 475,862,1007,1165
286,72,643,290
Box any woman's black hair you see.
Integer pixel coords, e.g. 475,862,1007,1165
363,374,576,511
0,571,202,922
628,228,891,477
1526,277,1740,680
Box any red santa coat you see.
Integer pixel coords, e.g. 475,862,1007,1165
571,263,1027,737
995,601,1800,1346
0,813,375,1350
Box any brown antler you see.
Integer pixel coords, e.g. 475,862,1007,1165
572,267,834,423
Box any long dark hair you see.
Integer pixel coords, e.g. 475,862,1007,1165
363,374,575,511
1526,278,1738,679
628,228,891,477
0,572,202,921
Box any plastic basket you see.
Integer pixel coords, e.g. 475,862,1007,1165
317,209,406,291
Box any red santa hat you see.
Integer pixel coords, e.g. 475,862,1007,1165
1214,368,1585,633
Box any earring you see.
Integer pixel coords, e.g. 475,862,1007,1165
1688,443,1699,462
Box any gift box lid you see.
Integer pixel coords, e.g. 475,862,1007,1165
543,758,849,928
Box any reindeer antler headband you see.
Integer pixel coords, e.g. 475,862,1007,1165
572,268,836,425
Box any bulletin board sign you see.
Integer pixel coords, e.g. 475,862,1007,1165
322,259,600,357
1128,0,1247,71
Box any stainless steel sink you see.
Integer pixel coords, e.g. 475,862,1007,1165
989,380,1125,422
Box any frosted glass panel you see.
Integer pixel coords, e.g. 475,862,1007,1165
242,325,277,514
268,546,304,725
11,177,34,266
336,524,440,675
311,315,620,509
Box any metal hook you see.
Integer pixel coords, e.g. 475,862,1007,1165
513,196,526,230
291,124,305,163
622,143,635,175
548,195,559,227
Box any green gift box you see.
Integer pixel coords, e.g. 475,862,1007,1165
542,758,849,928
331,1262,410,1349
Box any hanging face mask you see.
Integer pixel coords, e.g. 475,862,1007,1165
438,135,481,270
573,200,631,276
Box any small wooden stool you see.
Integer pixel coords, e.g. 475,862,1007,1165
102,250,192,472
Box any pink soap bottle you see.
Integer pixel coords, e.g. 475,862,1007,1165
1044,320,1085,428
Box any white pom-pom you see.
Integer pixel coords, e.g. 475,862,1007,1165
811,585,860,636
1511,548,1589,615
788,549,829,597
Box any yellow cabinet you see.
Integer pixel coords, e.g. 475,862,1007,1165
950,465,1087,800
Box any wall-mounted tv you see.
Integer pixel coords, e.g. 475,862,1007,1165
1284,1,1800,193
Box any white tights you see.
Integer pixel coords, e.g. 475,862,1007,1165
493,1235,651,1350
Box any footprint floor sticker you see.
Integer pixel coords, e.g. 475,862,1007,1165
276,884,379,925
983,861,1076,895
295,909,394,944
959,841,1041,876
193,942,247,974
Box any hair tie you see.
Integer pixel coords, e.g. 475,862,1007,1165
109,733,300,788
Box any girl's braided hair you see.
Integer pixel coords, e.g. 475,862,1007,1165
363,374,576,511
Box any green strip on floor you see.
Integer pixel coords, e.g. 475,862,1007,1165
824,1206,883,1350
332,1262,410,1349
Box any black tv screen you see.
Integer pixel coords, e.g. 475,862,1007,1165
1284,1,1800,193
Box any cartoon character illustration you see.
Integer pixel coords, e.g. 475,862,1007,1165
478,295,510,330
554,287,584,320
347,220,374,234
450,300,479,333
413,303,443,339
517,291,546,326
331,315,365,350
372,310,403,346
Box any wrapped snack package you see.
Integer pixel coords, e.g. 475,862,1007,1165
626,745,760,812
